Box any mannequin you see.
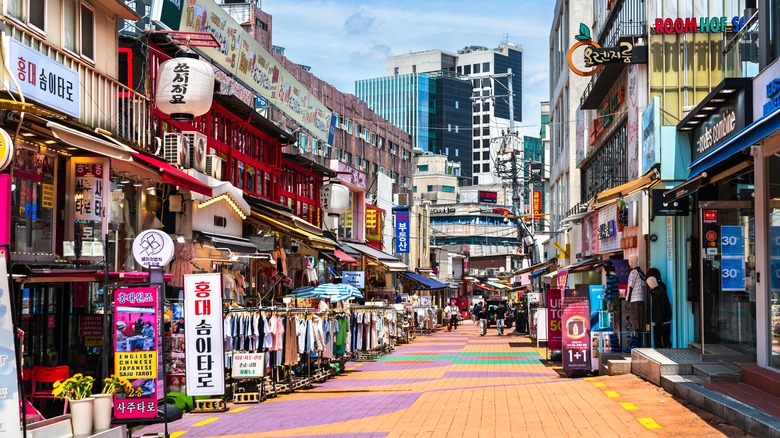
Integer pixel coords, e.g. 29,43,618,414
626,254,646,352
647,268,672,348
603,261,621,352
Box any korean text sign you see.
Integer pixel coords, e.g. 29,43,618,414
395,210,410,254
184,273,225,396
562,287,591,371
113,286,159,419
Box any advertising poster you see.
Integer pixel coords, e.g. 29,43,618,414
0,251,22,437
113,286,159,419
589,285,610,331
184,273,225,396
547,289,562,350
562,288,591,372
721,226,746,291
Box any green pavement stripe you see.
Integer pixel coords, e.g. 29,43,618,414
453,359,546,365
458,352,541,357
377,355,458,361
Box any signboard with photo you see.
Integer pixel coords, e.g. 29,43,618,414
562,287,591,372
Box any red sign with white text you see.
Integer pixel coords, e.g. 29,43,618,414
703,210,718,223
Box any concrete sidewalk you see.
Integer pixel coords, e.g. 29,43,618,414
134,321,749,437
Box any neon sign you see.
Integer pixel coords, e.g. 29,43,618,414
654,16,746,34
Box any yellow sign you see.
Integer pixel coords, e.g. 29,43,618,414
366,209,377,228
42,184,54,208
85,336,103,347
553,242,569,257
115,351,157,379
0,127,12,172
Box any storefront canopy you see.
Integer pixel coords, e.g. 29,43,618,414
333,249,358,264
195,231,261,255
399,272,448,290
344,243,408,272
514,259,557,276
558,257,603,273
131,153,213,196
595,166,660,208
486,281,508,290
247,201,338,251
46,120,135,161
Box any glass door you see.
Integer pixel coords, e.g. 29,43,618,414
699,201,756,359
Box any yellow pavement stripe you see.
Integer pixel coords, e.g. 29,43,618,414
619,402,638,411
346,367,355,370
230,406,250,413
170,432,187,438
193,417,220,426
354,363,364,367
637,418,662,429
604,390,620,398
593,382,606,387
583,377,595,381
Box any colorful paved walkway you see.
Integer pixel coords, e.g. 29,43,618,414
134,322,744,437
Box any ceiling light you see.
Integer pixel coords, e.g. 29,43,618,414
710,98,725,103
688,120,700,124
680,127,693,131
701,106,716,111
720,89,736,93
133,182,143,187
695,114,706,118
44,140,57,144
21,132,35,137
121,179,131,184
146,186,156,191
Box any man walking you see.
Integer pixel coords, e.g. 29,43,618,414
472,301,483,323
444,301,460,332
495,302,506,336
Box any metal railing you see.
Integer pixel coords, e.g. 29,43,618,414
7,26,150,150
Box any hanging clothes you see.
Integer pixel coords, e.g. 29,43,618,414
284,315,299,366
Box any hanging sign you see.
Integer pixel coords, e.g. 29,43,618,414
0,128,12,172
113,286,159,419
478,190,498,204
0,251,22,437
562,287,591,372
532,190,543,215
231,353,265,379
567,24,647,77
547,289,562,350
184,273,225,396
703,210,718,223
395,209,410,254
74,161,105,222
156,56,215,121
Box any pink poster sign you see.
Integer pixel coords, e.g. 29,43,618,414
547,289,562,350
113,286,159,419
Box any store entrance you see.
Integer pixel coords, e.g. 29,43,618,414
698,201,756,360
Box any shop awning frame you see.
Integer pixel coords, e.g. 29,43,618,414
663,173,707,203
195,231,261,255
47,120,134,161
486,281,508,290
514,258,557,276
333,249,358,264
558,257,604,273
131,153,213,196
595,166,661,208
344,243,408,272
250,211,337,251
399,271,448,290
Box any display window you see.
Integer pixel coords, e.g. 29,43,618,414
11,147,57,255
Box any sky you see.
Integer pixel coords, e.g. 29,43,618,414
262,0,556,138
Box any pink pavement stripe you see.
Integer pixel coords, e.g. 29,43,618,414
314,378,434,388
267,434,388,438
443,371,555,378
347,360,452,370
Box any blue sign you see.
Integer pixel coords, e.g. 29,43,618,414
721,257,746,291
327,114,338,147
395,211,410,254
771,227,780,258
588,285,611,331
720,226,744,257
765,78,780,117
771,258,780,291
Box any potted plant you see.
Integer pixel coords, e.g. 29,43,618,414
92,375,133,430
53,373,95,435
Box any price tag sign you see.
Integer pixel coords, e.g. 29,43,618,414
720,226,744,257
721,257,746,291
231,353,265,379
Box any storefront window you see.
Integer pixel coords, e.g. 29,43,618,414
339,192,356,240
12,147,56,254
768,154,780,367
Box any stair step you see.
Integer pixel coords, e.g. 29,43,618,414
742,364,780,398
692,363,742,383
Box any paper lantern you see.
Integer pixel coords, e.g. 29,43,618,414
320,182,350,214
155,54,215,121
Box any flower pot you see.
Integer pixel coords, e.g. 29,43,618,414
69,397,94,436
92,393,114,430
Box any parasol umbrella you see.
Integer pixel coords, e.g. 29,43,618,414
311,283,361,300
289,286,317,299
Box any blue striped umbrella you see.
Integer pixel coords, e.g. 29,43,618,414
290,286,316,298
311,283,361,299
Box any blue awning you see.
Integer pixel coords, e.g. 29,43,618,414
688,108,780,178
531,269,548,278
400,272,448,290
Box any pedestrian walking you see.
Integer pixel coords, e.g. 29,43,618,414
495,302,506,335
477,302,488,336
444,301,460,332
472,301,483,323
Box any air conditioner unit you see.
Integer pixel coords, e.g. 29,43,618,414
205,154,222,180
163,133,189,168
182,131,208,172
397,192,410,206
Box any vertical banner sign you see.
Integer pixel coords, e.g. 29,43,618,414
562,288,591,372
184,273,225,396
0,251,22,438
721,225,746,291
113,286,159,419
74,161,104,222
547,289,562,350
589,285,609,331
395,210,410,253
532,190,542,215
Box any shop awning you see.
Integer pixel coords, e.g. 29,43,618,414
333,249,358,264
252,212,337,250
595,167,660,207
663,173,707,203
543,270,559,279
486,281,508,289
344,243,408,272
558,258,604,273
47,120,134,161
514,259,557,276
131,153,213,197
195,231,260,254
399,272,448,290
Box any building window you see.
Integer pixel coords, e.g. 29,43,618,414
482,114,490,123
427,185,433,191
455,101,459,109
482,163,490,172
473,164,480,174
482,151,489,160
473,151,480,160
448,123,452,132
473,63,481,73
80,2,95,60
482,62,490,72
463,65,471,75
455,149,459,157
482,127,490,136
455,126,459,133
63,0,76,51
442,186,455,193
30,0,46,32
483,101,490,112
482,139,490,148
413,186,417,193
333,148,341,160
417,164,428,172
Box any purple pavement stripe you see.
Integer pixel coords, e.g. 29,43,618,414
443,371,555,379
317,378,434,388
350,360,452,370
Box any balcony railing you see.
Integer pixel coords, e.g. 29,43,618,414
7,27,150,150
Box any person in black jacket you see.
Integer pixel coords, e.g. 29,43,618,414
647,268,672,348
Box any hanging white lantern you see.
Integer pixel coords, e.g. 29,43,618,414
321,182,350,214
155,54,215,121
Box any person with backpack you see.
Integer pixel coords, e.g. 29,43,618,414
495,302,507,336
